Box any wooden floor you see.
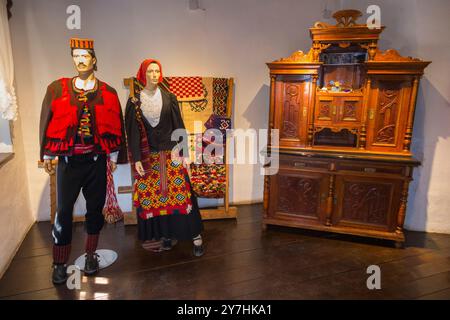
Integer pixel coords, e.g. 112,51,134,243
0,204,449,300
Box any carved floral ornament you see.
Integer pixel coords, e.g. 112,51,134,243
373,49,422,62
271,8,424,64
277,49,314,63
314,9,365,28
275,47,423,64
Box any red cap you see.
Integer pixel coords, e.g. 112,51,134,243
70,38,94,50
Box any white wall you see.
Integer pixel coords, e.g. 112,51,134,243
0,116,33,278
8,0,450,233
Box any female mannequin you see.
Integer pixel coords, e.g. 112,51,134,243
125,59,204,256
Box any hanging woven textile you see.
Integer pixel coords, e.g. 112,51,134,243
103,159,123,223
165,76,232,199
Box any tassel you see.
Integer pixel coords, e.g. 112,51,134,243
102,157,123,224
159,151,168,197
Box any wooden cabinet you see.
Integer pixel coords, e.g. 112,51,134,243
264,10,430,245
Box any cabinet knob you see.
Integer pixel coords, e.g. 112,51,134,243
364,167,376,173
369,109,375,120
294,162,306,168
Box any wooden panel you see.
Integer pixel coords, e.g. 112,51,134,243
366,79,412,153
268,169,328,224
333,175,401,231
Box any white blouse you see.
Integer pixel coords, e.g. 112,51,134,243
140,87,163,127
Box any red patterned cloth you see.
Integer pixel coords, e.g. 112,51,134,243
103,159,123,223
166,77,204,100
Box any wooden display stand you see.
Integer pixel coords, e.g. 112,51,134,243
121,77,237,225
263,10,430,246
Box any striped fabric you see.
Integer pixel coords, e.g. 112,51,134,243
53,244,71,264
73,144,95,155
85,234,99,254
142,240,163,252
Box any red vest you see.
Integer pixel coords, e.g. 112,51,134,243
44,78,122,155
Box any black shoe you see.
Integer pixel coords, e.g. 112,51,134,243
52,264,68,285
84,253,99,276
193,244,204,257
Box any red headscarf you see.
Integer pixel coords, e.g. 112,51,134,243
136,59,163,87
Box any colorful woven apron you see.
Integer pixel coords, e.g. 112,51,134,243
133,151,192,220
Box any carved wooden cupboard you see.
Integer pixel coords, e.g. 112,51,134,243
263,10,430,246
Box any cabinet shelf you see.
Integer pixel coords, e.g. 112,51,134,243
316,91,364,96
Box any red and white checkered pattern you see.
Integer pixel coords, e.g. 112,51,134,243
167,77,204,99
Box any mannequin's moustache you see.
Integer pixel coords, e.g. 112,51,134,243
77,63,87,67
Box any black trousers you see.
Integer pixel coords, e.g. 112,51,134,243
52,154,107,246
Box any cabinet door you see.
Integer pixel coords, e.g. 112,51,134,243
274,76,311,148
366,79,412,153
268,169,328,225
333,175,401,231
314,96,334,126
335,96,363,125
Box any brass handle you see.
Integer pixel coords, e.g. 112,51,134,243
332,105,337,116
364,167,376,173
294,162,306,168
369,109,375,120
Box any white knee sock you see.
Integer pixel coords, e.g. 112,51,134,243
193,235,202,246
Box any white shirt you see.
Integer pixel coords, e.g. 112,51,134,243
140,87,163,128
74,77,96,91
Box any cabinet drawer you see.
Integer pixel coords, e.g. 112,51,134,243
336,161,405,176
280,156,330,170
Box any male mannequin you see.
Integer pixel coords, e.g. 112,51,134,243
39,38,124,284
